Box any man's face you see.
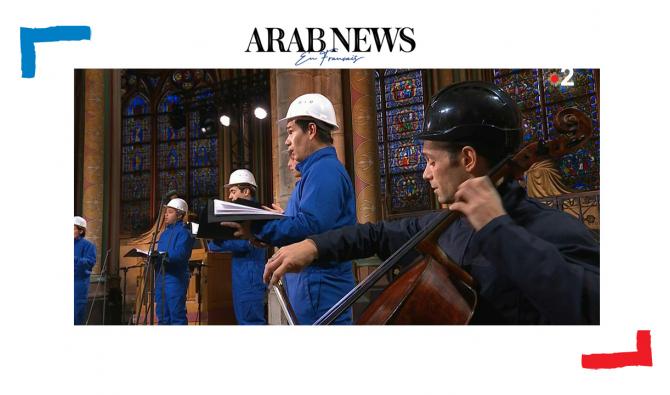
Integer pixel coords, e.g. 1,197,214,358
74,225,81,239
285,120,311,162
228,185,250,201
422,140,470,204
164,207,180,225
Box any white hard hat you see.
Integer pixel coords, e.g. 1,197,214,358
166,198,188,213
225,169,257,188
278,93,339,130
74,216,87,229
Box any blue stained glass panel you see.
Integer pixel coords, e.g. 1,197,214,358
190,197,209,217
385,104,424,141
158,169,187,201
157,114,186,141
378,143,387,178
121,201,151,233
375,78,382,111
494,69,541,111
190,167,218,197
389,139,425,174
521,107,546,144
377,110,386,178
158,92,181,113
125,95,150,116
189,111,201,133
557,140,599,191
190,138,218,168
376,69,430,214
376,112,384,144
384,71,424,109
121,172,151,201
122,144,151,173
123,117,151,145
195,87,214,101
390,172,431,211
157,142,186,170
147,76,161,89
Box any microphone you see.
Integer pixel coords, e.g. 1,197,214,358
163,190,179,202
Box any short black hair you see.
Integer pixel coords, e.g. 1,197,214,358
431,140,508,167
294,118,334,144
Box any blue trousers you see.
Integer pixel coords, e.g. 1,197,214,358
284,263,354,325
232,260,267,324
74,277,90,325
154,269,189,325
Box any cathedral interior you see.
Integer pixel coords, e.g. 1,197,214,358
74,68,600,324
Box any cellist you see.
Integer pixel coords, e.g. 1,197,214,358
263,81,600,324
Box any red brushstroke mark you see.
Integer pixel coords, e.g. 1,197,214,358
550,73,560,84
582,330,653,369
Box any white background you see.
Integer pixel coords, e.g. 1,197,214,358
0,0,668,393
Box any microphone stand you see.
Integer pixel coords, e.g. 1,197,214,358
85,249,110,325
191,262,206,325
132,196,168,325
121,264,143,324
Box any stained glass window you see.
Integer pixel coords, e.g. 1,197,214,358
121,94,152,232
155,91,187,211
188,93,219,216
375,70,432,216
493,69,599,191
121,70,220,234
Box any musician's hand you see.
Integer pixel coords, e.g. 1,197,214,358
448,176,506,231
263,239,318,285
220,221,253,239
262,203,285,214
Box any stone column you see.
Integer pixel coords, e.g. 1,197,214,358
429,69,455,96
82,69,105,269
314,69,346,165
272,69,315,209
108,70,122,278
349,70,381,224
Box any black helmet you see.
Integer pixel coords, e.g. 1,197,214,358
417,81,521,155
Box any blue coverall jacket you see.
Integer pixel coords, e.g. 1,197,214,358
254,146,357,324
74,236,96,325
310,181,600,324
208,239,267,324
155,220,194,325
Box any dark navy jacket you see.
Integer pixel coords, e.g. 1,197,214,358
310,181,600,325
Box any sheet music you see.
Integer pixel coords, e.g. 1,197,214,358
213,199,285,217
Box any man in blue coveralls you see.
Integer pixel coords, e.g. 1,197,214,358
155,198,195,325
262,82,600,325
74,216,96,325
224,93,356,325
209,169,267,324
